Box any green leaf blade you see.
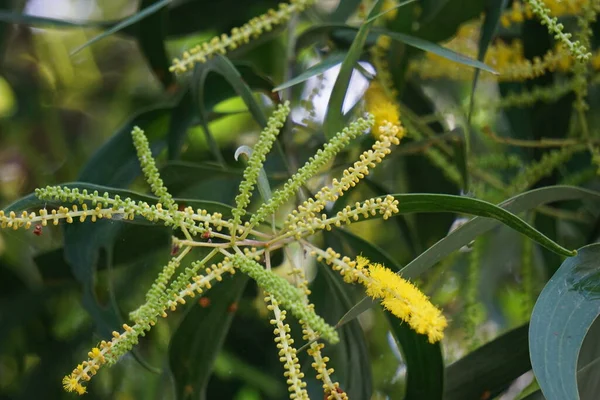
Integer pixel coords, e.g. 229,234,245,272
530,243,600,400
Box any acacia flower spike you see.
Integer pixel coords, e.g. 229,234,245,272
248,115,374,230
283,122,401,235
525,0,591,61
311,246,447,344
170,0,316,73
232,252,339,343
131,126,176,210
266,294,309,399
232,102,290,227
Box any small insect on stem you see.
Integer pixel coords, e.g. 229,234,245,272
170,243,180,256
33,225,43,236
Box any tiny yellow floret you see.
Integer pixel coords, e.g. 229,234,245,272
62,375,86,395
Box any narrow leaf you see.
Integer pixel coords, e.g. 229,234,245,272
530,244,600,400
336,186,599,327
273,52,346,92
70,0,171,55
374,28,497,74
169,274,248,400
324,0,384,139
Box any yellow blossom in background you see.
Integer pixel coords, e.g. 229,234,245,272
364,81,402,139
382,0,399,20
358,256,448,343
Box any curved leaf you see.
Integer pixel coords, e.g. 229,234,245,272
70,0,171,55
373,28,496,75
336,185,599,327
169,274,248,400
530,243,600,400
387,312,444,400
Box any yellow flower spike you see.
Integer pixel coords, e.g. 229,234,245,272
366,261,447,343
364,81,402,139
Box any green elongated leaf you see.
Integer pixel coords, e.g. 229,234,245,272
445,324,531,400
331,229,443,400
324,0,384,139
137,0,174,88
373,28,497,75
390,194,574,257
209,55,268,128
189,59,273,163
77,107,171,186
169,274,248,400
160,161,243,194
416,0,484,42
273,52,346,92
530,243,600,400
365,0,416,23
328,0,362,22
336,185,599,327
577,317,600,399
387,312,444,400
168,88,196,160
70,0,171,55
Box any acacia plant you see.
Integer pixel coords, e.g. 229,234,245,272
2,0,600,399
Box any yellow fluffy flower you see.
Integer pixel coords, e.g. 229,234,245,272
364,82,402,139
62,376,86,395
360,257,447,343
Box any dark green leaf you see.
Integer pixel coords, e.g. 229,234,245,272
388,194,574,257
365,0,417,23
387,312,444,400
168,88,196,160
445,324,530,400
76,107,171,187
530,244,600,400
210,55,268,128
70,0,171,55
137,0,174,88
170,274,248,400
324,0,384,139
416,0,485,42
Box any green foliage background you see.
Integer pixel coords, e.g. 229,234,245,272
0,0,599,399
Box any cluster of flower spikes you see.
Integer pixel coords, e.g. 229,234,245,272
1,97,447,397
501,0,591,28
169,0,315,74
409,0,600,83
